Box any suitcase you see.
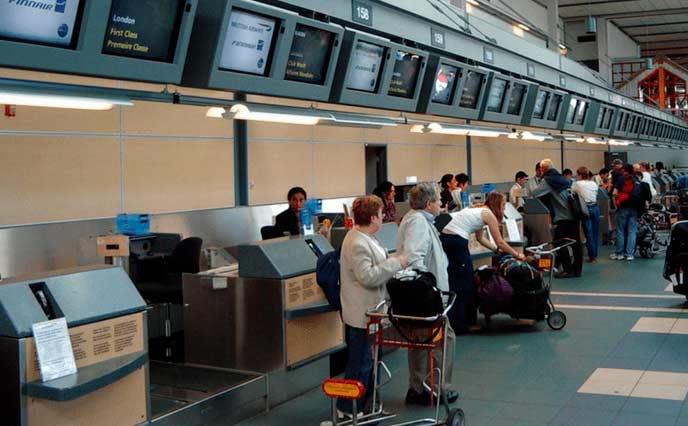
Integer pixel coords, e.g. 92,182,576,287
665,221,688,297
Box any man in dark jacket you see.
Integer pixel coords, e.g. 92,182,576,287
532,159,583,278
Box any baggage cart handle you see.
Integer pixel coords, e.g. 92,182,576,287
526,238,576,255
365,291,456,322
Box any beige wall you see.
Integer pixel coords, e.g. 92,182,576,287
0,69,607,225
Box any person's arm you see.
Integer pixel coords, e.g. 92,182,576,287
399,217,431,271
480,210,526,260
349,239,404,289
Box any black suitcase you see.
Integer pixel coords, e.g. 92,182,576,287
665,221,688,298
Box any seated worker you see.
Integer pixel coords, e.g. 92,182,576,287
510,171,528,211
441,191,526,333
373,181,397,223
451,173,470,209
338,195,407,417
440,174,458,211
274,187,307,236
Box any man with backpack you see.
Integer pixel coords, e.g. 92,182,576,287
531,159,584,278
611,164,644,261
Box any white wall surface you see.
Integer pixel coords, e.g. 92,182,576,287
606,21,639,61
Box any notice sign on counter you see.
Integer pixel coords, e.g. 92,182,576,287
102,0,185,62
32,317,77,382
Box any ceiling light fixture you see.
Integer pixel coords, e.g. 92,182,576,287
0,87,132,111
517,23,530,32
415,122,510,138
520,131,553,141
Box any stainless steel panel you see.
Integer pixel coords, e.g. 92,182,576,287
0,198,355,279
183,275,284,373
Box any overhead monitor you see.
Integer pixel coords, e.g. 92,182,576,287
218,8,278,76
565,98,577,124
596,106,606,129
458,70,484,109
532,90,549,120
506,82,526,115
102,0,185,62
388,50,422,98
547,93,562,122
604,108,614,129
346,40,385,93
574,100,587,125
0,0,84,48
485,78,508,113
430,63,460,105
284,23,335,85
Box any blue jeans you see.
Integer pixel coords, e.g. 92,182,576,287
615,208,638,256
337,326,373,414
583,205,600,259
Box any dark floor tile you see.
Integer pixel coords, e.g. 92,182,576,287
621,397,684,416
567,393,628,411
493,401,562,423
612,411,678,426
599,357,652,371
549,406,617,426
608,333,667,359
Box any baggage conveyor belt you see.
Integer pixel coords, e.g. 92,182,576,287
149,361,267,426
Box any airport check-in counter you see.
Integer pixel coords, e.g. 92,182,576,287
523,198,552,246
0,266,149,426
183,235,342,406
330,222,398,252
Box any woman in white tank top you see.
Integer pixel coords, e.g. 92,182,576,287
439,191,525,333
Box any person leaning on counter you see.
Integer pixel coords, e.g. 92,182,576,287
274,187,307,236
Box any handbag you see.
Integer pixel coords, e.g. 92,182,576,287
567,189,589,220
386,270,444,344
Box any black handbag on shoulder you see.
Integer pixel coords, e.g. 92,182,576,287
386,270,444,344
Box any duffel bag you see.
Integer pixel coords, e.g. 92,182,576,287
475,267,513,315
498,255,543,292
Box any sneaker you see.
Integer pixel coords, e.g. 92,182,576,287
336,409,363,420
625,255,634,261
609,253,623,260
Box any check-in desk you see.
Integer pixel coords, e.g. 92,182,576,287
183,235,343,407
523,198,552,246
330,222,398,252
0,265,149,426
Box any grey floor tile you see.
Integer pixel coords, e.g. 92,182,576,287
490,417,548,426
621,397,684,416
566,393,628,411
608,333,667,359
493,401,562,423
676,415,688,425
612,411,678,426
549,406,617,426
599,357,652,371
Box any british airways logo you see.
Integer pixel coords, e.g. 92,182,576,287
7,0,67,13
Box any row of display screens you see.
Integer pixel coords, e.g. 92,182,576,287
0,0,186,62
2,0,684,139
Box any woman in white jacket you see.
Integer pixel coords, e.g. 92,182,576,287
338,195,407,416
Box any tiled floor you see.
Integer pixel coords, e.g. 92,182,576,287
236,246,688,426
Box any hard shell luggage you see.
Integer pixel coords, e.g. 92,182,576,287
665,220,688,298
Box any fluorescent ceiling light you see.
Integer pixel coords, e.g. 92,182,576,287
520,131,552,141
636,142,654,147
517,23,530,31
206,107,225,118
466,0,479,5
586,137,607,145
416,122,510,138
225,103,328,125
321,111,398,129
608,139,632,146
0,88,132,111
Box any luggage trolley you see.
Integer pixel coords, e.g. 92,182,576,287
321,292,464,426
524,238,576,330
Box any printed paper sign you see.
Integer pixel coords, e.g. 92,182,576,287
32,317,77,382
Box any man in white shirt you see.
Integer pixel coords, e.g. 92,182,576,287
510,171,528,211
640,162,657,199
523,162,542,198
573,166,601,263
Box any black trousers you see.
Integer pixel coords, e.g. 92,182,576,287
554,220,583,276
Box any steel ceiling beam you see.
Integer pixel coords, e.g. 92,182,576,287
558,0,642,7
619,20,688,29
562,7,688,21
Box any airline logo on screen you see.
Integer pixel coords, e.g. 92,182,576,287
7,0,67,13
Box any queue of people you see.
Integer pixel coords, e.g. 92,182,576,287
279,157,660,417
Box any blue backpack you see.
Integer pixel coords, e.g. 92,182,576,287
316,249,341,310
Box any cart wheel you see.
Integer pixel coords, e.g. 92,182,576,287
547,310,566,330
639,248,649,258
446,408,465,426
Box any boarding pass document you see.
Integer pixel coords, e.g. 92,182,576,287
505,219,521,241
32,317,77,382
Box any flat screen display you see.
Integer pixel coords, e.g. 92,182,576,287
0,0,83,48
533,90,549,119
485,78,508,113
458,70,484,109
346,40,385,93
102,0,185,62
547,94,562,121
284,24,335,85
388,50,421,98
431,64,459,105
574,100,587,125
596,107,606,128
604,108,614,129
566,98,577,124
218,9,278,76
622,112,630,131
506,83,526,115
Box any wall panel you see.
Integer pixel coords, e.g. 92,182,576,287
2,105,119,134
471,137,560,183
122,102,233,138
431,145,467,179
123,138,234,213
313,144,365,198
249,141,312,205
563,145,605,173
0,136,120,225
387,145,434,184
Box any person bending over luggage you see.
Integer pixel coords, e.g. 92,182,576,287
441,191,526,333
339,195,407,417
532,159,584,278
396,182,459,406
274,187,306,236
